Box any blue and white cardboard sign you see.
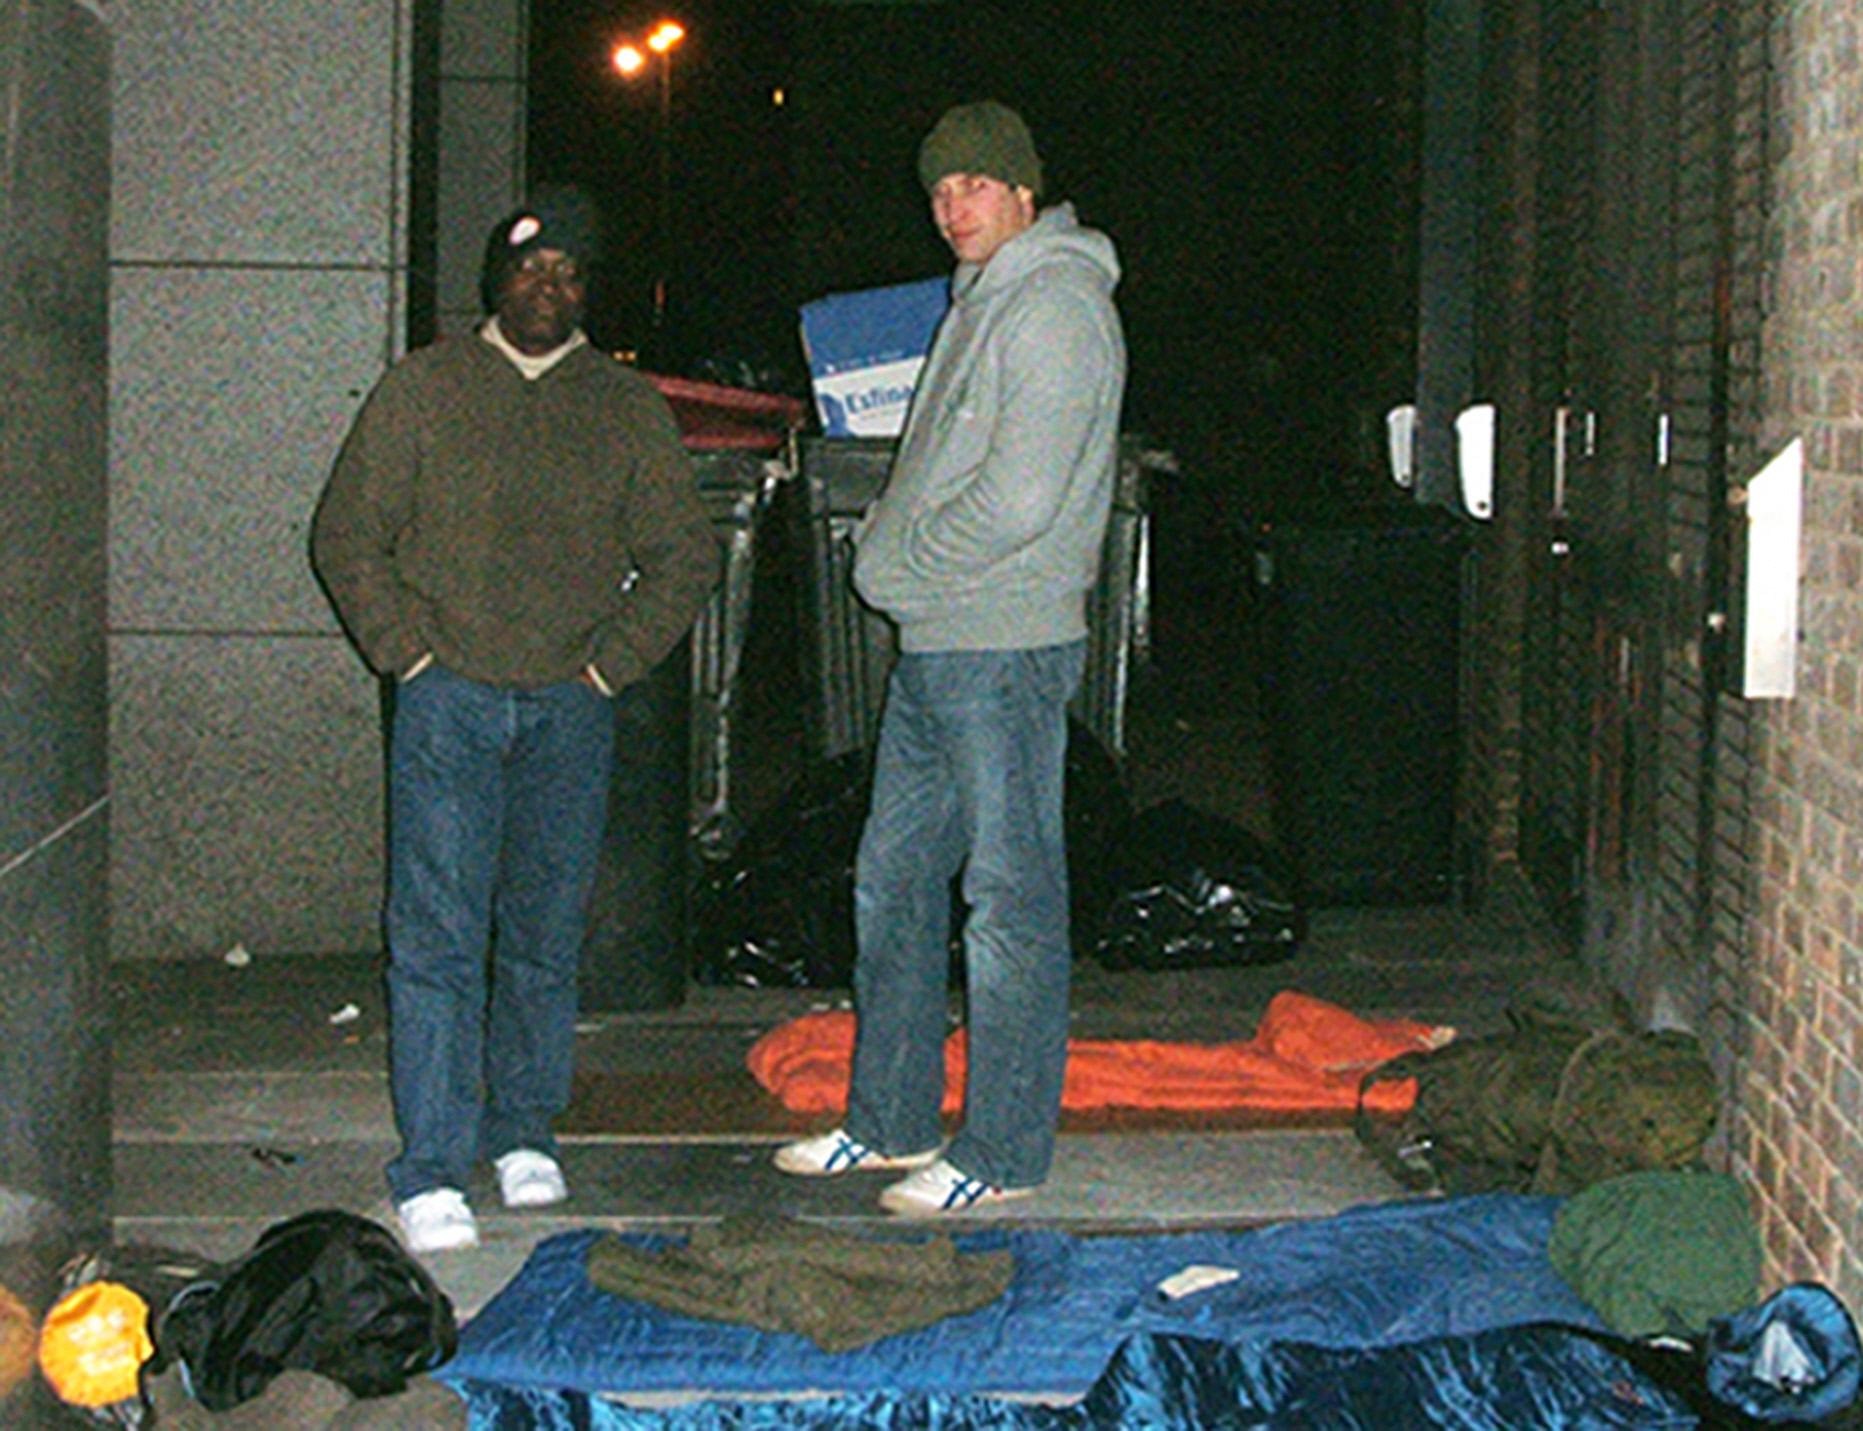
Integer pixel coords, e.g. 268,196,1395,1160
799,278,949,438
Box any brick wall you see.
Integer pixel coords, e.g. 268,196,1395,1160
1738,0,1863,1305
1453,0,1863,1301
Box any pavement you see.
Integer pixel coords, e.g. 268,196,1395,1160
111,897,1579,1322
110,560,1591,1327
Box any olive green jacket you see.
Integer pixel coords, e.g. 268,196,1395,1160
313,331,719,691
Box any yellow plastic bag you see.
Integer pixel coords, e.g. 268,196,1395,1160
37,1281,151,1409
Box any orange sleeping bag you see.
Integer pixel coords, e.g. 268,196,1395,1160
747,990,1451,1116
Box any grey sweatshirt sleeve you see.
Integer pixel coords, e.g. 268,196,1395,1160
859,281,1119,607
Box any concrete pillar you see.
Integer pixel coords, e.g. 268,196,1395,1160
0,5,112,1423
436,0,530,335
107,0,528,962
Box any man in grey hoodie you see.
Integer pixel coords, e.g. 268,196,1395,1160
775,101,1127,1213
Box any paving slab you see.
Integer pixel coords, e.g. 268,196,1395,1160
116,1132,1397,1225
115,1069,393,1143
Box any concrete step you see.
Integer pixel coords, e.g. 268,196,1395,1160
115,1130,1403,1318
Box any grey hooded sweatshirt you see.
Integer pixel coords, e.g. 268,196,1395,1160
852,202,1126,653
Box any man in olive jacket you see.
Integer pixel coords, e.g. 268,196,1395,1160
313,188,718,1253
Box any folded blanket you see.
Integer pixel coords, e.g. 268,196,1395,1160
747,990,1451,1115
587,1214,1015,1353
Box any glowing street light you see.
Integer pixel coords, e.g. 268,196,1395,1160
612,19,688,331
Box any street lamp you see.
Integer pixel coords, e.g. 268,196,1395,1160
612,19,687,331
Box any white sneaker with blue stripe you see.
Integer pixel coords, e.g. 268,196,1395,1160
772,1127,941,1177
495,1148,568,1208
878,1158,1035,1216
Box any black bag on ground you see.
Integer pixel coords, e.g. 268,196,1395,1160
687,749,871,988
151,1209,457,1411
690,724,1133,988
1092,799,1302,970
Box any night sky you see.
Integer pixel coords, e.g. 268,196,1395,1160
527,0,1400,501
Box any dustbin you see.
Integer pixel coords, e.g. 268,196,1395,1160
792,434,1164,764
1254,500,1466,907
579,377,802,1013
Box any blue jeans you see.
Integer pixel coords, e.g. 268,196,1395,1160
383,666,615,1201
845,641,1085,1189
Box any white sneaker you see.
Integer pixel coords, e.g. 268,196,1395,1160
396,1188,479,1252
878,1158,1035,1216
772,1127,941,1177
495,1148,568,1209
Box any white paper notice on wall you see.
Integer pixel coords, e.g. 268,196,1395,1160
1743,437,1803,700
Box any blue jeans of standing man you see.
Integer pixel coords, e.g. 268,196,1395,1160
383,666,615,1201
845,640,1085,1189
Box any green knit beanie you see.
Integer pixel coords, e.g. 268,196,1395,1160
918,101,1044,198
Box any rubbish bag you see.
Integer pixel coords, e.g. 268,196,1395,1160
689,749,871,989
690,724,1133,988
1092,799,1302,970
151,1210,456,1412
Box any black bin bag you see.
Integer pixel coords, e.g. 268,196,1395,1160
690,723,1132,989
689,749,871,989
1092,798,1303,970
151,1210,456,1412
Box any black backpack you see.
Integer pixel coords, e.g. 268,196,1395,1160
151,1209,457,1411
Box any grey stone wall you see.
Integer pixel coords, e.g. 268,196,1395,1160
437,0,530,334
108,0,527,960
0,2,112,1423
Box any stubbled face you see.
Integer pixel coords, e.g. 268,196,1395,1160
496,246,586,354
930,173,1036,267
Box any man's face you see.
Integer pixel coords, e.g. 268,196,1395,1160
930,173,1036,267
496,246,586,354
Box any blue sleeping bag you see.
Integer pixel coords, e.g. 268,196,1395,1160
455,1325,1701,1429
455,1292,1863,1429
448,1195,1600,1397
